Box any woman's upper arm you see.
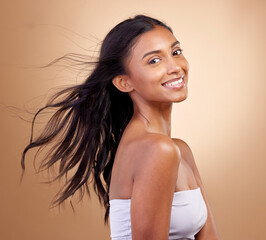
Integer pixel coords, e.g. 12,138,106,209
130,135,180,240
173,138,220,240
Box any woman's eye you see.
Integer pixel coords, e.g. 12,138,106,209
173,49,183,56
149,58,160,64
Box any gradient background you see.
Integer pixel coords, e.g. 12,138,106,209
0,0,265,239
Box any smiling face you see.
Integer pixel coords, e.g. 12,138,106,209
124,26,189,105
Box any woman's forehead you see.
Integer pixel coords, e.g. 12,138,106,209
129,26,179,59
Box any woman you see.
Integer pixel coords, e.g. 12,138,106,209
22,15,219,239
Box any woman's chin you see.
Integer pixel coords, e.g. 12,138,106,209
172,93,188,103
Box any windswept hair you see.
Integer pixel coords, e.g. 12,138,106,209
21,14,173,224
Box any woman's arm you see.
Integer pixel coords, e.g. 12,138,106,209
130,134,181,240
173,139,220,240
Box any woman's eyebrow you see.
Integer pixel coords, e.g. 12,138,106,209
142,40,180,60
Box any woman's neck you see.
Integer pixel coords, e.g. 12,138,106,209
132,102,173,137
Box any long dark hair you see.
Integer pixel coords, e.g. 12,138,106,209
21,14,173,224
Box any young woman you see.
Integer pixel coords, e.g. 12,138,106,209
22,15,219,240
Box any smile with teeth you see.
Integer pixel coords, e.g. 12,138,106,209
162,75,185,88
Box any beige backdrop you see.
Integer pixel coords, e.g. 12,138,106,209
1,0,265,239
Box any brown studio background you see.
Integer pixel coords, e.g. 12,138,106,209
0,0,266,239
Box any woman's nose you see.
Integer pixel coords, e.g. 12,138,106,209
166,58,182,75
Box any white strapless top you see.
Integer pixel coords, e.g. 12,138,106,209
109,187,207,240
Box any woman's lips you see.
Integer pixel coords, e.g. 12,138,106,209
162,75,185,89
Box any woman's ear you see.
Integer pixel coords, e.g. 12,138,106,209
112,75,133,93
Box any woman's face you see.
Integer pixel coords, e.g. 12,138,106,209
125,26,189,104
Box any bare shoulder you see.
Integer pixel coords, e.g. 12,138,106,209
131,133,181,176
172,138,196,167
140,133,180,154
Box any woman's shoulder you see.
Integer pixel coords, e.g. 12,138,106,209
130,132,180,155
171,138,190,150
171,138,196,167
127,133,181,174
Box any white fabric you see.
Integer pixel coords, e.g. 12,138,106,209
109,187,207,240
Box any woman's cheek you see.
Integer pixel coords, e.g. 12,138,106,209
182,58,189,72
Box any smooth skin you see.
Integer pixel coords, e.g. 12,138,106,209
109,26,219,240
